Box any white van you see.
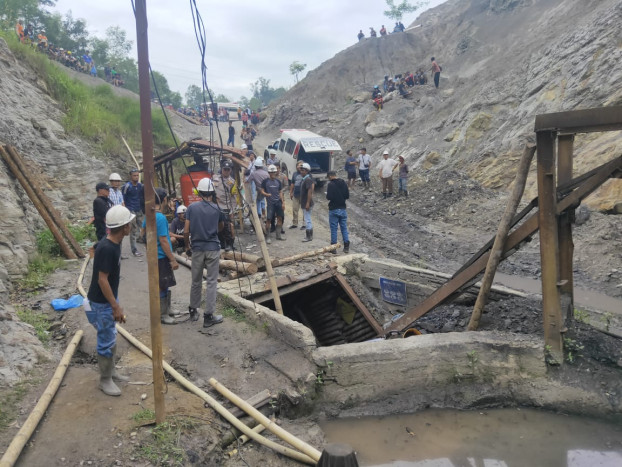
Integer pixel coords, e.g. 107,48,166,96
268,129,341,185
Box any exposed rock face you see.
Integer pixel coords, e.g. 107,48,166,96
262,0,622,210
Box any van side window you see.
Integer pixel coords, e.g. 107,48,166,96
284,139,296,155
279,139,286,152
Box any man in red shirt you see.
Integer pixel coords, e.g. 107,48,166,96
430,57,442,89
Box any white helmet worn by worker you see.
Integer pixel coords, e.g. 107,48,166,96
254,158,264,167
301,163,311,171
106,205,135,228
109,172,122,181
176,205,187,214
267,164,277,173
197,177,214,193
269,149,277,156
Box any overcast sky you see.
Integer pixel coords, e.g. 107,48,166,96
51,0,446,103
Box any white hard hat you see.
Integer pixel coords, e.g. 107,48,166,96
105,205,135,228
267,164,277,173
269,149,277,155
197,177,214,192
301,163,311,171
241,143,248,149
383,150,389,155
176,205,187,214
254,158,264,167
109,172,122,181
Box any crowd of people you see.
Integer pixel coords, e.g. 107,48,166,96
14,20,125,87
357,21,406,40
370,56,443,109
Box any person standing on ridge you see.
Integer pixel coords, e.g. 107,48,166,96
430,57,442,89
326,171,350,254
398,156,409,197
357,30,365,41
184,178,225,327
122,169,145,257
86,205,133,396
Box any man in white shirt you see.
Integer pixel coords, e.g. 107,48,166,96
357,148,372,191
377,150,398,198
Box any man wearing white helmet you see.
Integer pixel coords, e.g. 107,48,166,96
266,148,279,167
299,162,315,242
108,173,124,206
169,204,187,252
184,178,224,327
259,164,286,243
86,205,134,396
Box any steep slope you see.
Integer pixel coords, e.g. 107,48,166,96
262,0,622,209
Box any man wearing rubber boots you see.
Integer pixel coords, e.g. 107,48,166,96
259,164,286,244
86,205,133,396
212,159,237,252
184,178,224,328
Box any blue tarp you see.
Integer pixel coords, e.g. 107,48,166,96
51,294,84,311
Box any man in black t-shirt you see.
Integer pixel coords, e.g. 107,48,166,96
259,165,285,244
86,205,134,397
93,182,113,241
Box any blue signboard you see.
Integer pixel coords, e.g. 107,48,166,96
379,277,407,306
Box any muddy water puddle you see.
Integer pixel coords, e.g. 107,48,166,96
321,408,622,466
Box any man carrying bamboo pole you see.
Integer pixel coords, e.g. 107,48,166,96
184,178,224,327
86,205,133,396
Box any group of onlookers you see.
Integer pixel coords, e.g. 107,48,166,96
357,21,406,40
14,20,125,87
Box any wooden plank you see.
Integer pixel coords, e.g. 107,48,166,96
334,273,384,335
534,106,622,134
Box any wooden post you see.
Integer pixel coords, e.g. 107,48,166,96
536,130,563,362
5,145,84,258
557,135,575,322
271,243,341,267
0,146,77,260
249,202,283,314
468,143,535,330
134,0,166,423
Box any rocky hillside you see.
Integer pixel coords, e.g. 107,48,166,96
262,0,622,209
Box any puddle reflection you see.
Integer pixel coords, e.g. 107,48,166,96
320,408,622,467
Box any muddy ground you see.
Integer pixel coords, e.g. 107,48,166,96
2,119,621,466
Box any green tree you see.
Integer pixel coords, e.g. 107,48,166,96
168,91,182,109
104,26,132,60
0,0,48,28
214,93,231,103
289,61,307,83
185,84,203,108
383,0,426,22
250,77,286,105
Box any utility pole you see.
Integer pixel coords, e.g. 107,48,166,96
134,0,166,423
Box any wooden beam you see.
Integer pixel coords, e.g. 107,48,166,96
534,106,622,134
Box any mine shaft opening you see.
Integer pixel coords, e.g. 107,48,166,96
252,275,380,346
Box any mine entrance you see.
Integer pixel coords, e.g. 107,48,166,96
250,271,382,346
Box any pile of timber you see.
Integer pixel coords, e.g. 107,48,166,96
0,144,84,259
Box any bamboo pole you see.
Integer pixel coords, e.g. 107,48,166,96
121,136,142,183
0,330,83,467
467,143,536,330
219,259,258,275
272,243,341,267
226,423,268,457
5,145,84,258
209,378,322,462
77,256,90,297
249,203,283,314
115,326,315,465
0,146,77,260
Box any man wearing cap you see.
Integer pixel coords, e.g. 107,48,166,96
86,205,134,396
93,182,113,241
259,165,286,243
212,160,237,252
247,158,269,221
122,169,145,256
378,150,398,198
169,205,187,253
108,173,124,207
299,163,315,242
184,178,225,327
266,149,279,167
141,188,179,324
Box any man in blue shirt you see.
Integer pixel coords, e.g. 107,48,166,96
122,169,145,257
142,188,179,324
